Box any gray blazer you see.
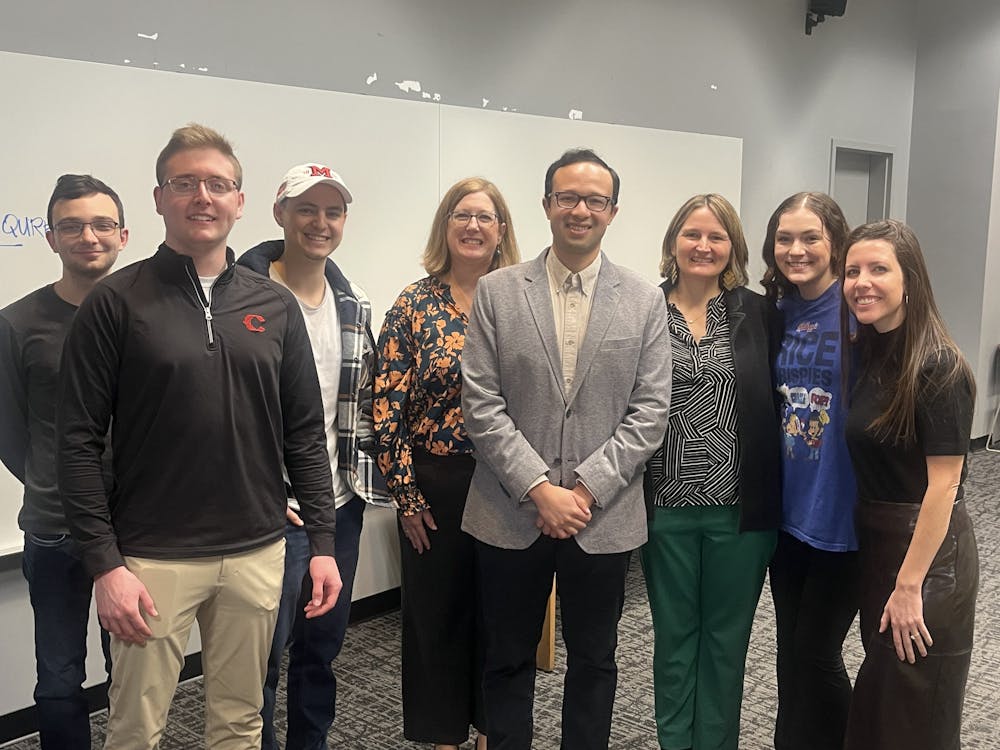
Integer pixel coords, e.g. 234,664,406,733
461,250,672,554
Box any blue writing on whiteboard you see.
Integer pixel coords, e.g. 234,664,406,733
1,213,48,246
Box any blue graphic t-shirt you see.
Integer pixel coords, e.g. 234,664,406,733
775,281,857,551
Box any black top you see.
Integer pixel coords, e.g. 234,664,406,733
57,244,337,576
645,283,783,532
845,328,973,504
648,293,740,508
0,285,111,534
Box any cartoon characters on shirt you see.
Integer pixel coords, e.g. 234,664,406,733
779,384,832,461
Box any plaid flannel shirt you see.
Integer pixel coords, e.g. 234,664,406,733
237,240,391,506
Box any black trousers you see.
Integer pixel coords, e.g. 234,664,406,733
476,535,631,750
844,499,979,750
400,449,485,744
769,530,860,750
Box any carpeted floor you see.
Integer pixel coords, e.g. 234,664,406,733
5,450,998,749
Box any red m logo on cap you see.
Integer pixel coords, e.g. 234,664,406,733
309,166,332,178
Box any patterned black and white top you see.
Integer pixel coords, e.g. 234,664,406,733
647,293,740,508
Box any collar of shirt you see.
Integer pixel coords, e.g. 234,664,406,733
706,291,727,320
545,247,602,300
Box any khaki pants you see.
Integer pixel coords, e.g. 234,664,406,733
104,540,285,750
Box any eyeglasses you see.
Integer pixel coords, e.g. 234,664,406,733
448,211,499,227
548,192,613,212
162,177,239,195
53,219,121,238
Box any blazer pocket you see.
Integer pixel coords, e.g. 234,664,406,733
599,336,642,351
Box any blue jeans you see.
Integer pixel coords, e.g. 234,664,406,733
22,532,111,750
262,495,365,750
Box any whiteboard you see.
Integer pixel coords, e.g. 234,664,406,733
0,50,742,556
440,105,742,277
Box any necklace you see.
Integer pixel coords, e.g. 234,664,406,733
678,307,707,325
668,296,708,327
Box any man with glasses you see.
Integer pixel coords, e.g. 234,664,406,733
237,163,391,749
57,125,341,749
0,174,126,750
460,149,671,749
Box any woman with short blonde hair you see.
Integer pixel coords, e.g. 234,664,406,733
375,177,520,750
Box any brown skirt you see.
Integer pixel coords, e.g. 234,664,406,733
844,499,978,750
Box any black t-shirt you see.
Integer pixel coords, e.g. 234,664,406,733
1,285,79,533
846,329,973,504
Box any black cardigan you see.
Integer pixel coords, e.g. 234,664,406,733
646,282,783,532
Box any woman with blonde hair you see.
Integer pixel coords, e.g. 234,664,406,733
643,194,781,750
375,177,520,750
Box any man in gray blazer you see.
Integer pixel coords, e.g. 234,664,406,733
461,148,672,749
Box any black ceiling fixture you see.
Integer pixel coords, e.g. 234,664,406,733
806,0,847,35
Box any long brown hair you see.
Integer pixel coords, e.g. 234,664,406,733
761,192,850,301
844,220,975,443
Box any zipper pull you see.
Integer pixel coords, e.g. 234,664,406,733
204,306,215,345
185,266,216,347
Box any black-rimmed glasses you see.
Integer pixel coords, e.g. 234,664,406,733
53,220,121,238
548,192,613,212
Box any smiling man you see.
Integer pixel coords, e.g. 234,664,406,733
460,148,672,749
238,164,391,750
0,174,126,750
56,126,341,750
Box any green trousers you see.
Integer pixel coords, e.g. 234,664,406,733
641,505,776,750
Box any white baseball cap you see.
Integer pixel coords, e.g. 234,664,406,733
275,163,353,204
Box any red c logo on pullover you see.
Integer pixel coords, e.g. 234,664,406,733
243,314,266,332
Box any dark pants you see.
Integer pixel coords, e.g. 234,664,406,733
22,532,111,750
845,499,978,750
400,449,484,743
477,535,631,750
769,530,859,750
261,495,365,750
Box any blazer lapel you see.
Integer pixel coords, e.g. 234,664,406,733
567,257,620,405
523,251,567,401
725,287,746,339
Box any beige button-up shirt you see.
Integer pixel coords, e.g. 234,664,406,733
524,249,604,501
545,248,602,392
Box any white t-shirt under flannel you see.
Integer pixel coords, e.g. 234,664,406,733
270,268,353,509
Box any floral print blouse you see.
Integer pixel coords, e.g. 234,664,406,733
375,275,473,515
